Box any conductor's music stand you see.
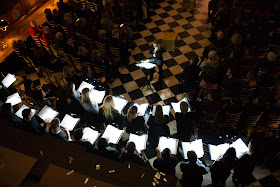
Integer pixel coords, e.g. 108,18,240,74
136,60,155,93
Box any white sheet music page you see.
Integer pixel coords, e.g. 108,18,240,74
60,114,80,131
182,139,204,159
37,105,59,122
1,73,16,88
136,60,156,69
113,96,128,113
230,138,249,158
77,81,95,93
6,93,22,106
15,104,36,119
128,134,148,152
82,127,100,144
101,125,124,144
133,103,148,116
152,105,171,116
89,89,106,104
158,136,179,155
171,98,191,113
209,143,230,160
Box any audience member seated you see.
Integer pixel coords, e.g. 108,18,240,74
210,148,236,187
49,118,71,141
180,151,209,187
201,93,222,113
200,50,219,70
123,106,147,134
224,97,242,113
94,138,120,161
1,103,23,127
255,52,275,86
182,58,200,88
22,108,47,135
241,71,257,88
29,21,43,38
175,101,194,142
232,140,257,186
153,148,178,176
110,29,129,66
99,95,123,129
120,142,146,166
147,105,170,147
221,68,241,97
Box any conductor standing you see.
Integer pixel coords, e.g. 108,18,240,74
149,39,163,81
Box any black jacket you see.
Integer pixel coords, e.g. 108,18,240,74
123,116,147,134
175,112,194,142
149,45,163,65
153,157,178,175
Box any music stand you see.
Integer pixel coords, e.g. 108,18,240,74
136,60,156,93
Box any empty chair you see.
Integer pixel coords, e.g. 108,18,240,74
240,87,256,103
202,111,220,127
224,112,242,130
266,114,280,136
244,112,263,135
95,40,108,58
71,55,83,73
110,46,121,67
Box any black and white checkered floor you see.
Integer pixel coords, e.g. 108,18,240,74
15,0,280,186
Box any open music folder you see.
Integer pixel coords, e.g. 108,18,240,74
152,105,171,116
60,114,80,131
158,136,179,155
113,96,128,113
101,125,124,144
15,104,36,119
136,60,156,69
133,103,149,116
82,127,100,144
89,89,106,104
77,81,95,93
181,139,204,159
230,138,249,158
209,143,230,160
37,105,59,122
171,98,192,113
1,73,16,88
6,93,22,106
128,133,148,152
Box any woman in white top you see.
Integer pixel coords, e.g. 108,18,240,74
79,88,99,114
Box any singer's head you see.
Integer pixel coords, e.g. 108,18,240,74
153,39,161,49
80,88,91,103
103,95,116,120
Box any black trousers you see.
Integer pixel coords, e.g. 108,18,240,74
149,62,163,81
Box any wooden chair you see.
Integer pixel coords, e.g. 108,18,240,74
224,112,242,130
95,41,108,58
58,48,68,64
39,38,52,55
240,65,254,78
258,86,275,98
47,21,57,33
31,35,42,48
220,87,231,100
240,87,256,103
71,55,83,73
110,46,121,67
50,44,59,58
244,112,264,134
76,32,87,45
202,111,220,127
266,114,280,136
199,87,219,99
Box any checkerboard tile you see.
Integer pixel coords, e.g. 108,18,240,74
15,0,278,186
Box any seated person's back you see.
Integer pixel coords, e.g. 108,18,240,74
120,142,146,166
153,148,178,175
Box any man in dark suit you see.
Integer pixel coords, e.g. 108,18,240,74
22,108,46,135
1,103,23,127
149,39,163,81
120,142,146,166
153,148,178,175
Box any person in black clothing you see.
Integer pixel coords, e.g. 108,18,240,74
149,39,163,81
153,148,178,175
93,138,120,161
71,128,93,150
120,142,146,166
49,118,71,141
1,103,23,127
182,58,200,89
180,151,209,187
233,140,257,186
123,105,147,134
221,68,241,97
175,101,194,142
147,105,170,147
255,52,275,86
22,109,47,135
110,29,129,66
210,147,236,187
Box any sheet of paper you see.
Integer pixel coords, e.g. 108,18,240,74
6,93,22,106
60,114,80,131
152,105,171,116
101,125,124,144
230,138,249,158
158,136,179,155
181,139,204,159
171,98,191,113
1,73,16,88
128,133,148,152
77,81,95,93
136,61,156,69
133,103,148,116
89,89,106,104
15,104,36,119
82,127,100,144
209,143,230,160
113,96,128,113
37,105,59,122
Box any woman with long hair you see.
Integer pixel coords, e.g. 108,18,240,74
147,105,170,147
149,39,163,81
123,105,147,134
79,88,99,114
99,95,123,129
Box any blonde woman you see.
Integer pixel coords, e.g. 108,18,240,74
100,95,123,129
123,106,147,134
149,39,163,81
79,88,99,114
